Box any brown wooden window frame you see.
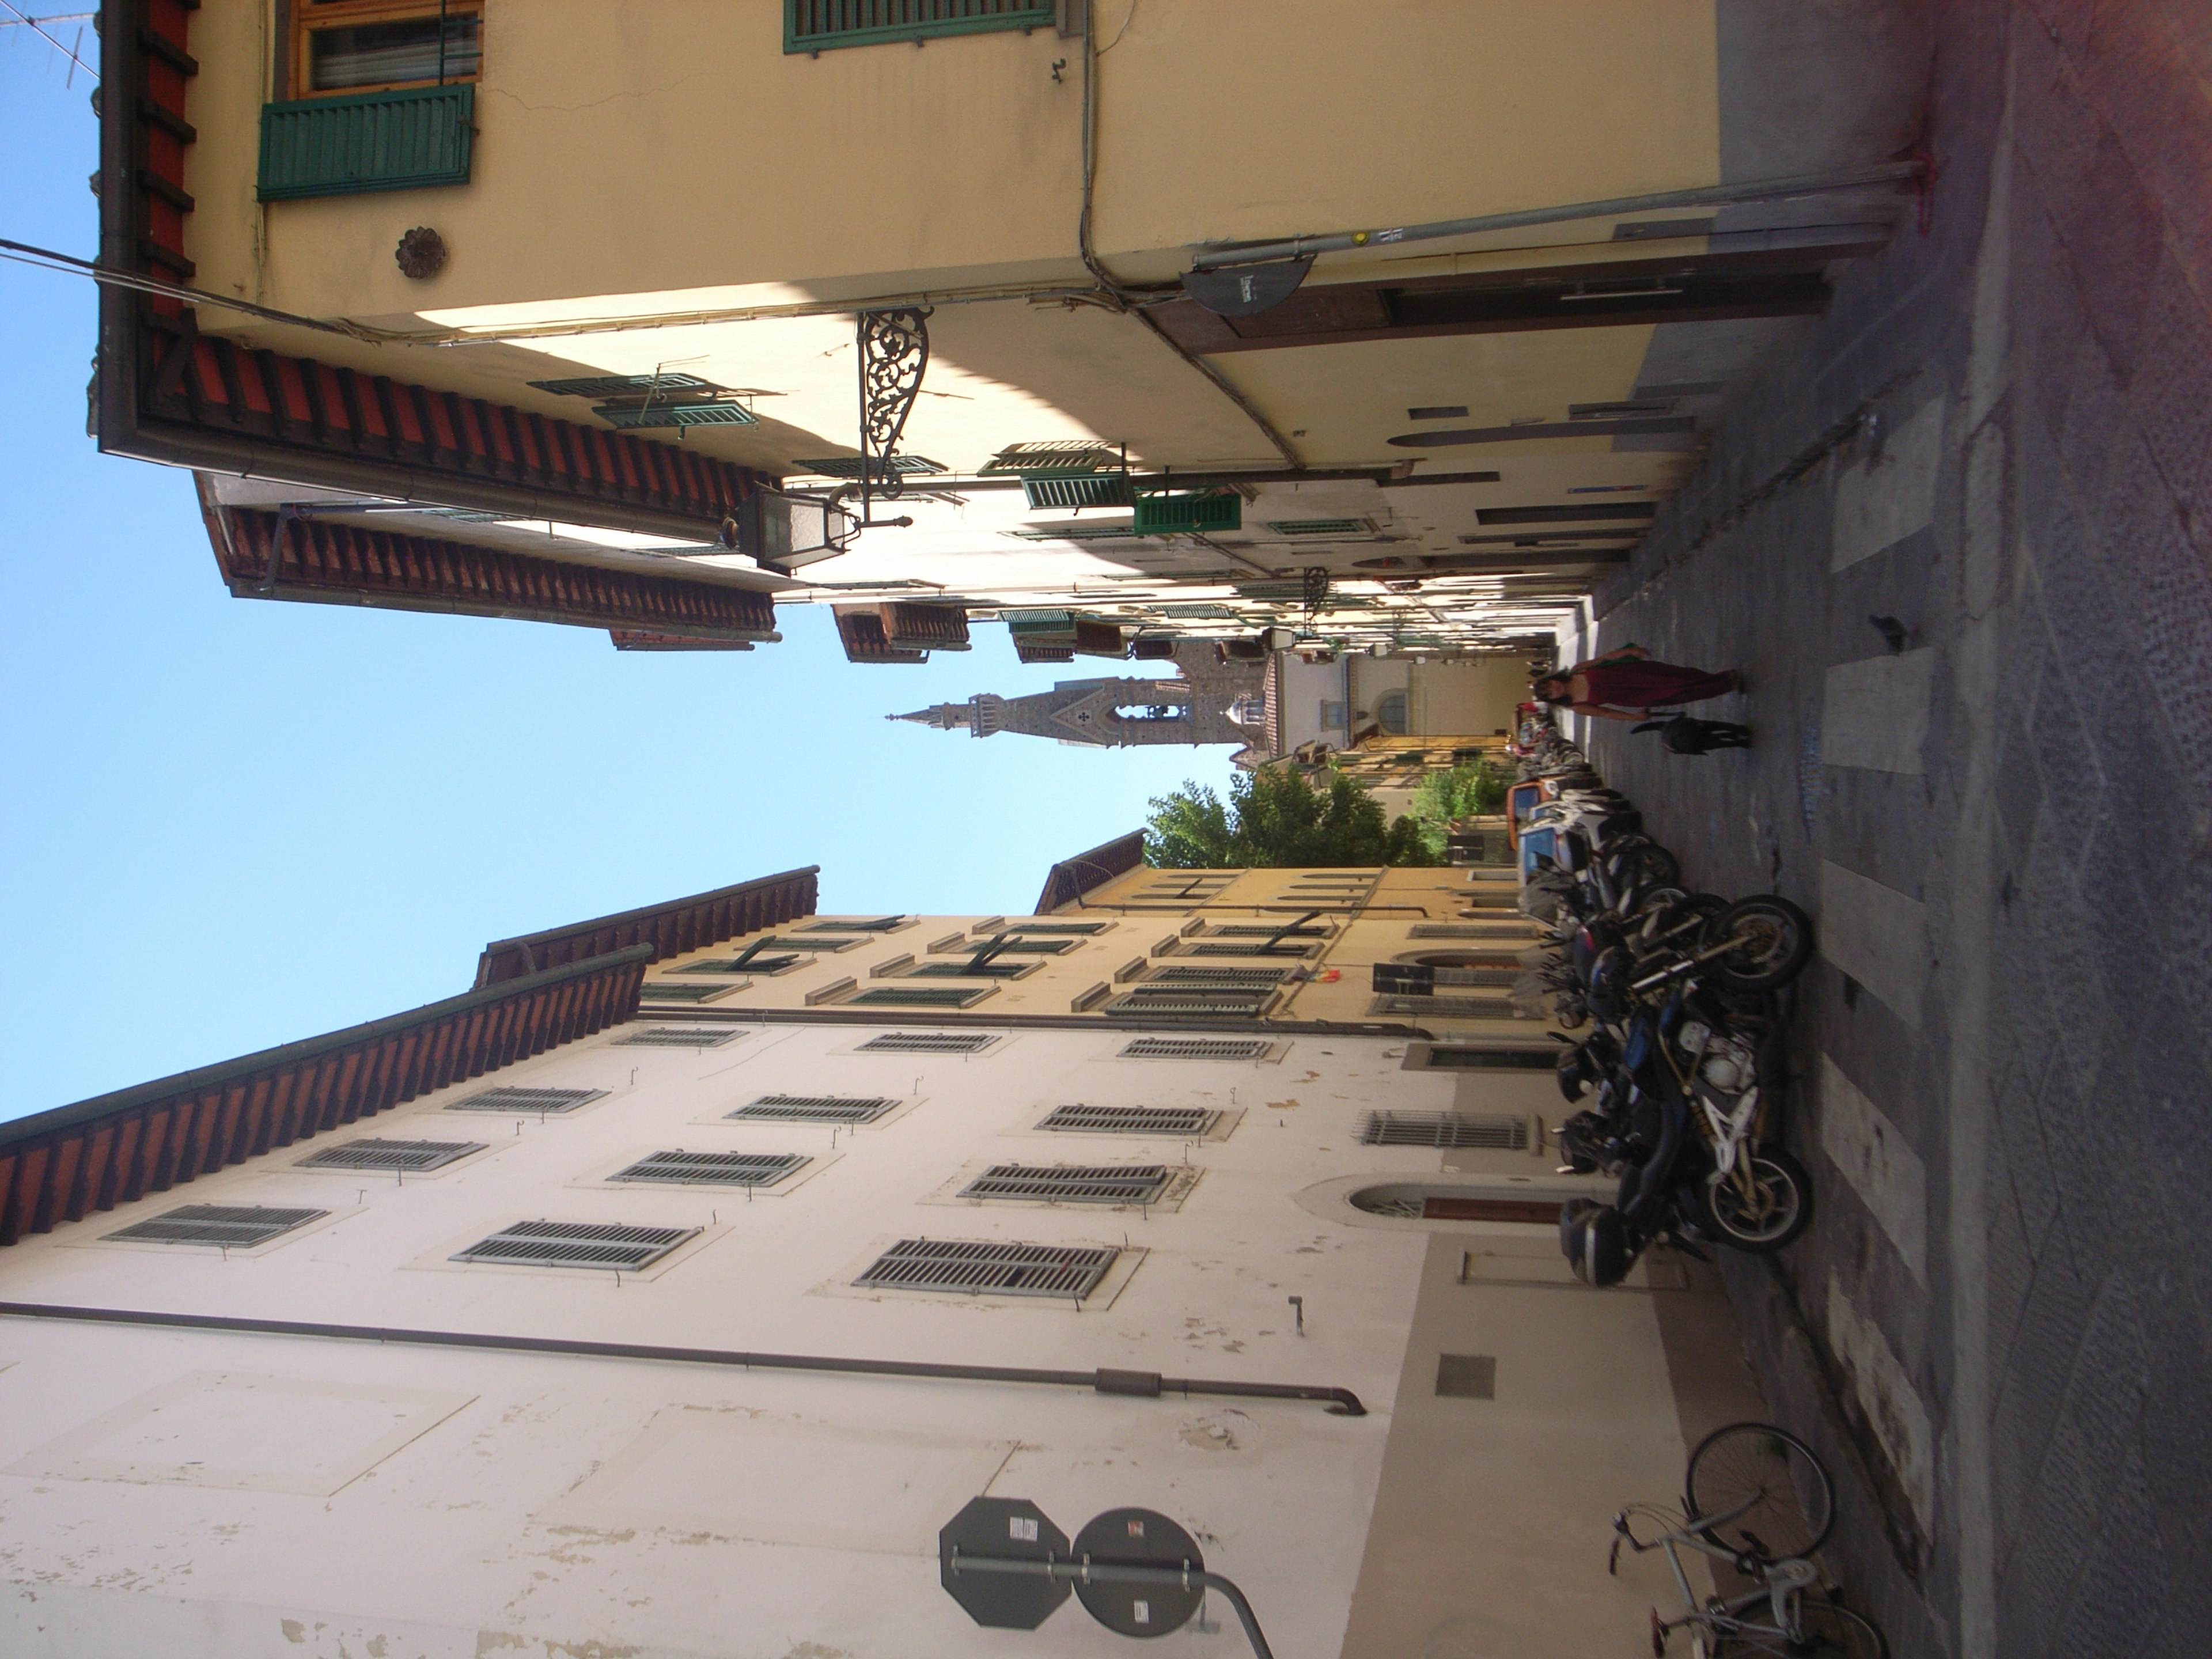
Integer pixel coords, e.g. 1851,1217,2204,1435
291,0,484,99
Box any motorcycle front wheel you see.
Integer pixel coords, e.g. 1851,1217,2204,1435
1703,1146,1812,1251
1703,896,1815,991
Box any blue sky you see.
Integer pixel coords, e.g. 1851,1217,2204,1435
0,32,1229,1122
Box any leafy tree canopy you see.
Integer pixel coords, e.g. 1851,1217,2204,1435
1407,759,1511,859
1146,766,1439,868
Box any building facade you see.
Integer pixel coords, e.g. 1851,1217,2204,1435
91,1,1925,662
0,851,1769,1657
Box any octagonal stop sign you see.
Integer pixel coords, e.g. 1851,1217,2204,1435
939,1496,1071,1630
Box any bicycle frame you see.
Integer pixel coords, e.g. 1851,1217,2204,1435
1610,1497,1822,1653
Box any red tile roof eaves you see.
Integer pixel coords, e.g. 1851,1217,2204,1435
210,506,780,642
475,868,821,987
0,947,652,1248
1033,831,1146,915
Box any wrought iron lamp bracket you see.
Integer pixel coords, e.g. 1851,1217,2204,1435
857,306,933,517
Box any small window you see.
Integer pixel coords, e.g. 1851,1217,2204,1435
444,1086,607,1114
1403,1044,1558,1071
1176,941,1318,959
640,982,744,1004
960,1164,1172,1205
452,1220,699,1271
849,985,998,1009
1117,1039,1269,1063
297,1138,483,1173
801,917,907,933
1040,1104,1219,1135
1145,965,1289,987
1321,700,1348,730
979,922,1111,936
904,960,1035,980
1101,988,1270,1018
1358,1112,1529,1150
937,936,1073,957
1371,994,1513,1017
613,1028,745,1048
728,1094,899,1124
297,1,482,96
856,1031,998,1054
104,1204,327,1248
853,1238,1119,1300
673,954,803,975
1207,923,1332,939
786,1,1056,55
1374,690,1410,736
609,1151,808,1188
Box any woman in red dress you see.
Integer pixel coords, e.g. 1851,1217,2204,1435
1532,645,1743,721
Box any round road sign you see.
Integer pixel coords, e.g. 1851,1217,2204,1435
1071,1507,1206,1638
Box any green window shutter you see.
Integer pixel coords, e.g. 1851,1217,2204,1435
1134,491,1243,534
258,85,475,203
786,1,1057,53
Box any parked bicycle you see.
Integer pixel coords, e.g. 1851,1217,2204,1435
1609,1422,1886,1657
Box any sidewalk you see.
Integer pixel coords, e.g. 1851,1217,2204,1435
1578,3,2212,1655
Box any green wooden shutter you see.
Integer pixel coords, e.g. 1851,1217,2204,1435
258,85,475,203
787,1,1057,52
1134,491,1243,534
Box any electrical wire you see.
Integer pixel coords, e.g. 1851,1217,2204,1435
0,235,395,340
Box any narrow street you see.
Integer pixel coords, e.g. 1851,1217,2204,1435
1576,5,2211,1654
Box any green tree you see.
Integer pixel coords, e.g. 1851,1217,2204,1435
1146,766,1440,868
1407,759,1510,859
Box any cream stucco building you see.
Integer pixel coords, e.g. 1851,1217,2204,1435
92,0,1925,662
0,851,1774,1657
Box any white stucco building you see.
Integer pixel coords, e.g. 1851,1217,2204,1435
0,859,1766,1657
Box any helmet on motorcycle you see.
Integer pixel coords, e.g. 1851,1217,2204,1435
1586,946,1635,1024
1562,1202,1634,1287
1556,1043,1590,1102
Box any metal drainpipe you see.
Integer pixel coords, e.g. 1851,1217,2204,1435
0,1303,1368,1417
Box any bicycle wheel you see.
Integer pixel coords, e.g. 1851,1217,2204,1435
1684,1422,1834,1562
1714,1600,1886,1658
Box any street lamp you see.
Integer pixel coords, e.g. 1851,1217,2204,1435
719,489,860,575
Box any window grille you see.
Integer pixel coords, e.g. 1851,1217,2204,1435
981,922,1111,935
785,2,1058,55
1421,1047,1558,1070
104,1204,327,1248
1372,994,1513,1017
801,917,907,933
296,1138,483,1173
1411,924,1531,939
674,954,802,975
1266,518,1373,536
1147,965,1288,986
939,937,1073,956
1207,924,1331,938
905,961,1032,980
452,1220,699,1271
613,1028,745,1048
1118,1037,1270,1062
1102,991,1268,1018
857,1032,997,1054
444,1086,608,1114
610,1150,809,1187
1359,1112,1531,1150
849,986,997,1009
1040,1104,1219,1135
853,1238,1119,1300
960,1164,1172,1205
1178,942,1317,959
640,982,743,1003
728,1095,899,1124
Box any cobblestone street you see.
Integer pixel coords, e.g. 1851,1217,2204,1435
1573,6,2212,1656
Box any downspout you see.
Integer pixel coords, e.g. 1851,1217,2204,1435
1077,12,1301,468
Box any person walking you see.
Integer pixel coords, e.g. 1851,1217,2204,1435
1533,644,1743,721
